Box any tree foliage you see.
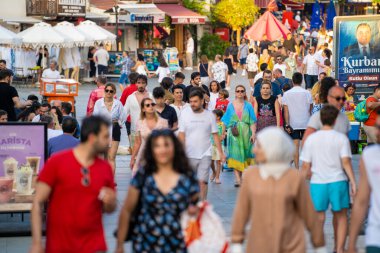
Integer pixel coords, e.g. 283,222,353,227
213,0,259,31
182,0,209,16
199,33,229,59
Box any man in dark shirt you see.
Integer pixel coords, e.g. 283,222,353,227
48,117,79,157
184,72,210,103
283,33,297,53
259,35,272,53
0,60,14,77
153,87,178,131
61,102,80,139
0,69,31,121
253,69,283,98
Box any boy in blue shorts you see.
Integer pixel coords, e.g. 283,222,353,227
301,105,357,253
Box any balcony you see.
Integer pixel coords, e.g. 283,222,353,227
26,0,58,17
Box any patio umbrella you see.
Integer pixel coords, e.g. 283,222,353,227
244,11,290,41
0,26,21,45
76,20,116,46
54,21,94,47
310,0,322,30
326,0,336,30
16,22,69,48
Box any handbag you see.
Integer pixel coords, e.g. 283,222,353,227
114,172,147,242
231,123,239,137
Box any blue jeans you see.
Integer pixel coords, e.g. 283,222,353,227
305,74,318,89
118,73,129,86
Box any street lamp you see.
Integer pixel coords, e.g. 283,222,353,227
113,5,120,51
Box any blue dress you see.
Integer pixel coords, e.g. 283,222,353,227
131,169,199,253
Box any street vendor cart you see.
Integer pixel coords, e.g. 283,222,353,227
40,78,79,116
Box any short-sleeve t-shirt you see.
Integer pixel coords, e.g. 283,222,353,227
38,150,115,253
0,82,18,121
307,110,351,134
179,107,218,159
300,130,352,183
157,105,178,129
282,86,313,130
365,96,379,126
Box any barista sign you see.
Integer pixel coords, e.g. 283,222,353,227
58,0,86,17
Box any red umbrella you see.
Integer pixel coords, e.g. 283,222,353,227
244,11,291,41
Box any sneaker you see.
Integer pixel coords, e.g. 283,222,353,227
242,70,247,76
232,73,236,76
226,86,231,90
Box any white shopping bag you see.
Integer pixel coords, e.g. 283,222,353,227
181,201,229,253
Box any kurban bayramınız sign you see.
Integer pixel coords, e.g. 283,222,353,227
334,15,380,90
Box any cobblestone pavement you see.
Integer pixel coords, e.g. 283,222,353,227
0,69,365,253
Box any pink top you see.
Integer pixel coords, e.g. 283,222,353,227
133,117,168,173
86,85,105,116
236,110,243,121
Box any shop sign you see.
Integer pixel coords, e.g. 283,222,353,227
214,28,230,41
172,17,205,24
118,14,165,23
57,0,86,17
334,15,380,89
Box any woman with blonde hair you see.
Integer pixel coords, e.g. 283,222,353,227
231,127,326,253
130,97,168,173
198,54,211,85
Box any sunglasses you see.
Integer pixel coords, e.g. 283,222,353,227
236,90,246,93
105,89,115,94
330,95,347,102
81,167,90,187
144,103,155,108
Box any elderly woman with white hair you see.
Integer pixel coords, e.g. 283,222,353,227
230,127,327,253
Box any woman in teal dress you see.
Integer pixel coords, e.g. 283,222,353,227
222,84,257,187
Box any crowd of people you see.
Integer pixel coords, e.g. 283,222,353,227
0,27,379,253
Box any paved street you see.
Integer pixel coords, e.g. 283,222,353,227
0,70,365,253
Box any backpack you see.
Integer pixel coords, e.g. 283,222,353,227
354,98,370,122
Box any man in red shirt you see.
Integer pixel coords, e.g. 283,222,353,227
86,76,107,115
119,72,139,152
30,116,116,253
364,84,380,144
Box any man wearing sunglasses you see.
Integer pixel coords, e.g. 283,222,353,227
31,116,116,253
303,82,351,146
347,109,380,253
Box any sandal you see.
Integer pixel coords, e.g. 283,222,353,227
210,174,216,182
215,179,221,184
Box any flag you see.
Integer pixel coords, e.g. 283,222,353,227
326,0,336,30
310,0,322,29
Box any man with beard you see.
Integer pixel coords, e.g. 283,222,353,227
124,74,153,151
178,89,225,200
30,116,116,253
183,72,210,103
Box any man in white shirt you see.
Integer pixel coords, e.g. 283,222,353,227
273,56,287,75
185,33,194,70
301,105,356,253
347,110,380,253
302,46,319,89
124,75,153,148
283,72,313,169
246,48,259,89
211,55,228,88
93,44,109,75
178,89,225,200
253,63,268,85
40,114,63,140
42,61,60,80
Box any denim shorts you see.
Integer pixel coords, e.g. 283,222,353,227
239,57,247,65
310,181,350,212
118,73,129,86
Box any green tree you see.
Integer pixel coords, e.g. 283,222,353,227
182,0,209,16
199,33,229,59
214,0,259,45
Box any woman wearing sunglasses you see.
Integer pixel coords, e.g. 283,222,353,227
93,83,126,173
130,98,168,174
222,85,257,187
116,130,199,253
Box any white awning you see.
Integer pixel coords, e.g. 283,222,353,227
116,4,165,24
1,16,41,25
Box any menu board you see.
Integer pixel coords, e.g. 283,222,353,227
0,123,47,207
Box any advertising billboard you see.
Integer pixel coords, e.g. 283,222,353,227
334,15,380,92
